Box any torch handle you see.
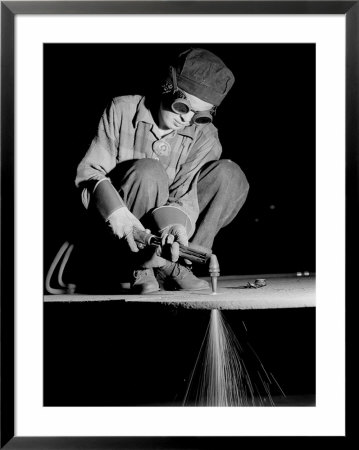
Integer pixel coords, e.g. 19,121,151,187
133,229,212,265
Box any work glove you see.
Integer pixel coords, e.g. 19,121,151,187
107,207,147,252
160,224,189,263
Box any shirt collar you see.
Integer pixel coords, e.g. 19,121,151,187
133,96,196,139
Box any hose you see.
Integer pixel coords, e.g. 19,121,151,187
45,241,76,294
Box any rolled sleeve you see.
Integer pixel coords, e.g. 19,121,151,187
75,100,120,189
75,100,125,211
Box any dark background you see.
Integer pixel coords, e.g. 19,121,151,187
44,44,315,406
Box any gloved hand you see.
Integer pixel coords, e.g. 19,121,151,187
160,224,189,262
107,207,146,252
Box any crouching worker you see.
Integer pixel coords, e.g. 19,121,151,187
75,48,249,294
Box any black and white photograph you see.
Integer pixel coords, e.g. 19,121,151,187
2,1,355,446
43,43,316,408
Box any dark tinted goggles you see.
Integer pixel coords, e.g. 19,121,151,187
171,97,214,124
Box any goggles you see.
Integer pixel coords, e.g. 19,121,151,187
169,67,216,125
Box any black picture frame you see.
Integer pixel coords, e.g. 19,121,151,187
1,1,356,449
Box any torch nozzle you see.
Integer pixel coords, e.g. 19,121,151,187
209,254,220,294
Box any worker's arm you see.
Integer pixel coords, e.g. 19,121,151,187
75,98,145,252
166,124,222,238
76,101,120,177
75,99,123,212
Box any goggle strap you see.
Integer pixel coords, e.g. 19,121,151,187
171,66,179,92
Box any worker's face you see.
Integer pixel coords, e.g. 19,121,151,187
158,91,214,131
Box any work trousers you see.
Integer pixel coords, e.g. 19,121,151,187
108,158,249,250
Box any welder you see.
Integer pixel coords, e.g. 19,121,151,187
75,48,249,294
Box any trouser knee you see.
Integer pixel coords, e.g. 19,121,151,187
131,158,168,182
110,158,168,188
108,158,169,220
207,159,250,195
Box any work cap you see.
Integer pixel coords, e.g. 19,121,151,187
173,48,235,106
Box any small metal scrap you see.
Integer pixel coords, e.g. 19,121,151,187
245,278,267,289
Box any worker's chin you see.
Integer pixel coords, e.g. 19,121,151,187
171,124,185,131
158,109,189,131
172,120,189,130
162,123,184,132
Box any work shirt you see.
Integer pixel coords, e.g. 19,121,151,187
75,95,222,233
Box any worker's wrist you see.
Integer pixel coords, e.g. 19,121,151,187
92,178,125,219
106,206,129,223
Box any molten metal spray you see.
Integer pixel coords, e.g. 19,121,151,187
183,310,285,406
